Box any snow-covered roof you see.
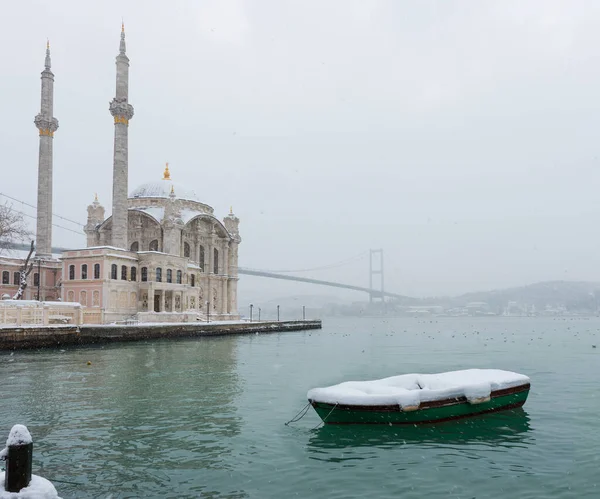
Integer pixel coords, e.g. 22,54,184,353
130,181,200,202
180,208,207,224
0,249,62,261
130,207,221,227
131,206,165,223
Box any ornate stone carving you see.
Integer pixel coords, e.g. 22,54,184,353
109,98,134,122
34,115,59,134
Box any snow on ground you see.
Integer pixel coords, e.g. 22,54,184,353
0,319,306,329
0,473,60,499
307,369,530,407
0,301,80,308
0,324,75,330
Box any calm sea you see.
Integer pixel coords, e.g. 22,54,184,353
0,317,598,498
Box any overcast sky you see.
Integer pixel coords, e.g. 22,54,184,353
2,0,600,301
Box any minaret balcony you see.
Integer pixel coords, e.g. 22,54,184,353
109,98,134,121
34,115,59,135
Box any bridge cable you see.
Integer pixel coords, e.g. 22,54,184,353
248,251,368,274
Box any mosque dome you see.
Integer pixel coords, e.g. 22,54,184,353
129,163,200,202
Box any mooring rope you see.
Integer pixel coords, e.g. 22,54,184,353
284,402,311,426
311,402,339,430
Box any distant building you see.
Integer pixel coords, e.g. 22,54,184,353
465,301,490,315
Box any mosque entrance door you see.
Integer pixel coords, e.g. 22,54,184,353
154,294,160,312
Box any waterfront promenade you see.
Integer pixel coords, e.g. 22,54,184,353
0,320,321,350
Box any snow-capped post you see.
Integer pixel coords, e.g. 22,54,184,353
0,424,61,498
2,424,33,493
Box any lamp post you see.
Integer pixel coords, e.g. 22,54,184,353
36,258,42,302
249,304,253,322
258,307,261,322
302,305,306,320
277,305,280,322
206,300,210,323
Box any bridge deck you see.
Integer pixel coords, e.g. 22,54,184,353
238,268,404,299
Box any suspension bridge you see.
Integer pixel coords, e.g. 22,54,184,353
1,192,401,302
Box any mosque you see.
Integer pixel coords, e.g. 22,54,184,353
0,27,241,323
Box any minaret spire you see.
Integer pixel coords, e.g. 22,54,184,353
120,22,126,54
44,40,51,69
109,23,134,249
34,41,59,258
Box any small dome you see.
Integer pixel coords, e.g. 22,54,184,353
129,181,200,202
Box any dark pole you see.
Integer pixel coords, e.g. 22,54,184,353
302,305,306,320
277,305,280,322
249,304,253,322
258,307,261,321
4,425,33,493
206,301,210,323
37,259,41,301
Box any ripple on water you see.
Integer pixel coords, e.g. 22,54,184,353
0,317,598,498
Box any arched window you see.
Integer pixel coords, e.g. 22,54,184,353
141,267,148,282
33,273,40,286
199,245,205,272
121,265,127,280
166,269,172,283
94,263,100,279
130,241,139,252
80,290,87,307
130,267,137,281
81,264,88,280
13,272,19,285
111,264,118,280
69,265,75,280
67,290,74,302
184,242,191,258
149,239,159,252
2,271,9,284
213,248,219,274
190,274,195,287
156,267,162,282
176,270,182,284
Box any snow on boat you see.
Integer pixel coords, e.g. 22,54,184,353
307,369,530,425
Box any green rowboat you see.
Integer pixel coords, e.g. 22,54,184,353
307,369,530,425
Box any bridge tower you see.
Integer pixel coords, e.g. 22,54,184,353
369,249,384,305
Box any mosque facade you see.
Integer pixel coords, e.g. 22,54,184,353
0,27,241,323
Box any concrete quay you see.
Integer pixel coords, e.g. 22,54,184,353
0,320,322,350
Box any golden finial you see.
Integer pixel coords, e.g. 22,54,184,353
163,162,171,180
170,185,175,195
94,193,98,202
229,206,233,215
46,39,50,49
121,20,125,32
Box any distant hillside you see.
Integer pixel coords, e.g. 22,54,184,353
404,281,600,313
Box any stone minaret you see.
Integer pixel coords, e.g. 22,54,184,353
84,194,105,247
34,41,59,258
109,24,134,249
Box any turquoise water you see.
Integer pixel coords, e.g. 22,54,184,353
1,317,598,498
